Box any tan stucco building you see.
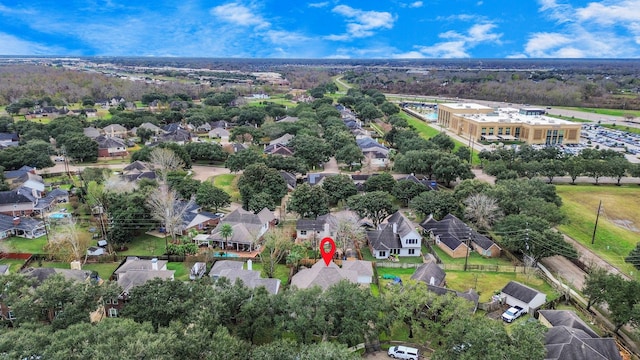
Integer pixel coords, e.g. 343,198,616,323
437,103,581,145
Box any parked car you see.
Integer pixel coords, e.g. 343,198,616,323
388,345,419,360
501,305,526,323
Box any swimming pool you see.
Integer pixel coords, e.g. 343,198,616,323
215,252,239,258
49,213,70,219
424,112,438,121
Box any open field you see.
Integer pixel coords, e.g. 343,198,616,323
556,184,640,278
213,174,240,202
559,107,640,118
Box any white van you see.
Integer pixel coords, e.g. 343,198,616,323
388,345,419,360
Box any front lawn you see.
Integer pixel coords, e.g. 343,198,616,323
83,262,121,280
117,234,167,257
405,114,480,163
0,236,47,254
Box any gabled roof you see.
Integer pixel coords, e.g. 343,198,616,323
367,226,400,251
269,133,294,146
544,326,622,360
103,124,127,133
296,213,338,232
264,143,294,156
291,261,358,291
4,166,35,180
341,260,374,278
0,215,44,233
0,189,36,206
411,262,446,286
501,281,545,303
123,160,151,172
83,127,101,138
96,135,127,149
276,116,299,123
117,270,175,294
427,284,479,310
538,310,599,338
356,137,388,151
139,122,165,133
218,268,280,294
209,260,244,277
115,257,168,275
222,207,274,225
21,267,92,285
209,128,230,137
386,211,418,239
161,129,191,142
0,133,19,142
420,214,498,251
280,171,297,189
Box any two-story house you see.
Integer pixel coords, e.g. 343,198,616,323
366,211,422,259
296,213,339,241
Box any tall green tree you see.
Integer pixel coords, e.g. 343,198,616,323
287,183,329,218
196,181,231,212
410,191,461,220
347,191,396,227
238,163,288,211
321,174,358,205
364,172,396,193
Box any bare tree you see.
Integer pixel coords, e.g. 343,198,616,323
150,147,184,183
464,193,502,231
258,228,292,278
336,215,366,256
45,218,91,264
146,184,193,243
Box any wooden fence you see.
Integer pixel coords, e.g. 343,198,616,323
440,263,527,273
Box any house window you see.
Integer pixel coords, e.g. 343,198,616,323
7,311,15,320
408,249,416,255
300,230,307,236
379,251,386,257
390,249,399,255
105,299,111,305
108,308,118,318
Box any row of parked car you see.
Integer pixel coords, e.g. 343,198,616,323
582,124,640,154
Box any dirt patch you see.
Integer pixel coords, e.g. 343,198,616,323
541,255,588,290
611,219,640,233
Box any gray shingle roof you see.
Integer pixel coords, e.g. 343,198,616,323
291,261,358,291
296,213,338,232
420,214,498,251
538,310,599,338
501,281,545,303
411,262,446,286
218,268,280,294
544,326,622,360
209,260,244,278
341,260,373,278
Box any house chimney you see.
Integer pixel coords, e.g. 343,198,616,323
151,258,158,271
429,276,436,286
392,223,397,234
247,259,253,271
12,217,20,225
324,222,330,236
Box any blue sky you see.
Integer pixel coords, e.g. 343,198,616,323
1,0,639,58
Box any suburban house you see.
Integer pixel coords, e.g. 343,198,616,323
427,284,480,312
209,259,244,279
25,106,67,120
194,122,212,133
4,166,44,191
210,260,280,294
366,211,422,260
83,127,102,139
0,214,46,239
263,143,294,156
160,128,192,144
295,213,339,241
131,122,165,137
96,135,129,158
102,124,128,138
178,203,222,235
499,281,547,313
108,257,175,318
356,137,389,168
0,188,39,217
269,133,294,146
208,128,230,141
122,161,156,182
280,171,297,191
398,174,438,191
205,208,276,251
0,133,19,148
538,310,622,360
410,261,446,287
291,260,364,291
305,173,335,187
341,260,374,284
420,214,501,258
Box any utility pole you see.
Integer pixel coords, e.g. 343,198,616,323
463,230,471,271
591,200,602,245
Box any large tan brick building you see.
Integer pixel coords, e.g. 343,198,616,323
437,103,581,145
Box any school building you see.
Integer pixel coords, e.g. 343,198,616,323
437,103,581,145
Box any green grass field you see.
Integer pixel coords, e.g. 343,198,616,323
556,184,640,279
0,258,26,273
117,234,167,257
213,174,240,202
559,107,640,118
167,262,191,281
0,236,48,254
446,270,557,303
546,114,592,123
600,123,640,135
431,246,514,267
251,262,291,287
35,261,120,280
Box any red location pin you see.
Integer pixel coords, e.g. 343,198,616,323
319,237,336,266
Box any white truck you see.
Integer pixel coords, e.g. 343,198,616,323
388,345,419,360
501,305,526,323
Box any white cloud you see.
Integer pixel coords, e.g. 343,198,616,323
409,1,423,8
210,2,270,28
325,5,395,41
265,30,310,44
417,41,470,58
526,0,640,57
392,51,425,58
308,2,329,8
0,33,66,55
403,22,502,58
